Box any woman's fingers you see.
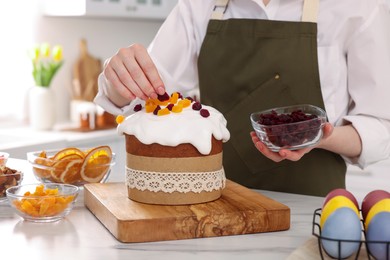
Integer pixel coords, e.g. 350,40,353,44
104,65,136,100
250,122,335,162
250,131,284,162
133,44,165,96
104,44,165,101
322,122,333,139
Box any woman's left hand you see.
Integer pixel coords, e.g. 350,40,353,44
250,122,334,162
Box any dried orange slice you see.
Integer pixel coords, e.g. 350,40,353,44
61,153,84,161
60,158,83,184
53,147,85,161
50,159,77,182
80,146,112,183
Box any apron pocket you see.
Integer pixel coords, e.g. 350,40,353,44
225,74,298,175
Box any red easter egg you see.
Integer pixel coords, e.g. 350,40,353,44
323,188,359,210
362,189,390,221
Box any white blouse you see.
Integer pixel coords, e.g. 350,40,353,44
95,0,390,168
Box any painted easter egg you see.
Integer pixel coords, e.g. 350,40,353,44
366,211,390,260
321,195,359,228
321,207,362,259
362,190,390,221
323,188,359,209
365,198,390,229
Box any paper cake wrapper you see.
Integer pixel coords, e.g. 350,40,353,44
126,153,225,205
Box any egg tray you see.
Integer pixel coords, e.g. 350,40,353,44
312,208,390,260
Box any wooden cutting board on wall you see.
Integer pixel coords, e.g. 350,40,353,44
84,180,291,243
72,39,102,102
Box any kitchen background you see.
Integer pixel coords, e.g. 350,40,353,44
0,0,389,201
0,0,174,125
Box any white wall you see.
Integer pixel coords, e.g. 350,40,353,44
33,8,164,123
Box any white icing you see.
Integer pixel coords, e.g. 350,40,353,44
117,103,230,155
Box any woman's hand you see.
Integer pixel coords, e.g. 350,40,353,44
103,43,166,104
250,122,334,162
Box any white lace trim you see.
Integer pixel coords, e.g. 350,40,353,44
126,167,226,193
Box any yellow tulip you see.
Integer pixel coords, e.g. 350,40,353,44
30,42,64,87
30,46,40,62
52,45,63,61
40,43,50,58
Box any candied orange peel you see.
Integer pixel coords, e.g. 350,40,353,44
116,115,125,124
13,184,76,217
122,91,210,118
142,92,194,116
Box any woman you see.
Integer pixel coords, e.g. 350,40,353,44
95,0,390,196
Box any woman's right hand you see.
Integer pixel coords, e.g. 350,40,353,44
103,43,166,103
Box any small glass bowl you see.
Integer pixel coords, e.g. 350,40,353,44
27,146,115,187
6,183,79,222
0,167,23,203
0,152,9,166
250,104,327,152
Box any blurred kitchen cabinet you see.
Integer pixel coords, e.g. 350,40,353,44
43,0,178,20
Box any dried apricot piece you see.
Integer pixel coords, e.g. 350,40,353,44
145,103,157,113
155,100,169,107
33,151,52,179
13,185,76,217
116,115,125,124
172,104,183,113
157,107,170,116
170,92,179,104
178,98,191,108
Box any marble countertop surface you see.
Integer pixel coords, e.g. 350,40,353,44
0,158,327,260
2,157,389,260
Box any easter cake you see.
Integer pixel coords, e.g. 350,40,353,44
117,92,230,205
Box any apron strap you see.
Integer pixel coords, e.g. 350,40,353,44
302,0,319,23
211,0,319,23
211,0,229,20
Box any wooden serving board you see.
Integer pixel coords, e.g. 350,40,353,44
84,180,290,243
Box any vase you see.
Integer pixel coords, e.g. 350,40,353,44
28,86,55,130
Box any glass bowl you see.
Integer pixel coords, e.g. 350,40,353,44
0,166,23,203
0,152,9,166
6,183,79,222
27,146,115,187
250,104,327,152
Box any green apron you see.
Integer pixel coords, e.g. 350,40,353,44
197,0,346,196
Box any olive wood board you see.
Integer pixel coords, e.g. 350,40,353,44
84,180,290,243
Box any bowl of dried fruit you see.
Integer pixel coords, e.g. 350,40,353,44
27,146,115,186
0,165,23,202
0,152,9,166
6,183,78,222
250,104,327,152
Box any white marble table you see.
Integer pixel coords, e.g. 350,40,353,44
0,158,328,260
